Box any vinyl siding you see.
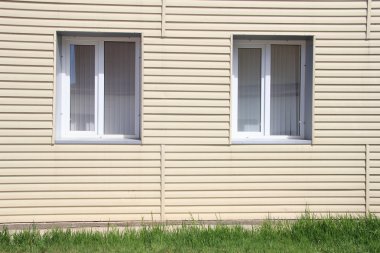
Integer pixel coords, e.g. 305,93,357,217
0,0,378,223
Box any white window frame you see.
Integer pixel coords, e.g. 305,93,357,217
57,36,141,141
232,40,306,141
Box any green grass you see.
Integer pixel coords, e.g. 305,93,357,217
1,214,380,253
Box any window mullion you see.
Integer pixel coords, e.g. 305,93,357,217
97,40,105,136
264,44,271,136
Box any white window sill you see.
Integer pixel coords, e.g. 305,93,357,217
55,139,141,145
232,139,312,145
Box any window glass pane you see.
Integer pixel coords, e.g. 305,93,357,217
270,44,301,136
70,44,95,131
104,42,135,135
238,48,261,132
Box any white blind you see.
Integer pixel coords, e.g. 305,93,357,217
238,48,262,132
104,42,135,135
69,45,95,132
270,44,301,136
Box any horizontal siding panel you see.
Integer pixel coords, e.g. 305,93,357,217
144,98,229,107
0,9,161,21
166,152,364,160
0,152,160,160
315,100,380,107
144,61,229,69
167,190,365,198
166,175,364,183
315,93,380,100
316,70,380,77
144,122,229,130
167,16,366,24
165,145,364,152
144,107,228,115
316,123,380,130
165,160,365,168
0,114,51,121
0,57,53,66
0,33,53,42
145,68,229,77
0,191,160,199
167,23,365,32
0,66,53,74
144,76,230,84
144,114,229,122
166,167,364,175
0,137,52,144
0,145,160,152
167,8,366,17
0,183,160,192
0,160,160,168
0,25,161,37
166,205,364,213
166,1,367,9
145,45,229,54
0,17,161,29
0,168,159,176
144,130,228,137
144,137,229,145
0,105,52,113
166,198,364,206
0,206,160,215
315,108,380,115
144,37,231,46
316,47,380,54
315,40,380,47
314,138,380,145
0,41,53,51
315,85,380,92
0,98,53,105
0,199,160,208
166,183,365,191
166,212,363,220
367,145,380,152
316,62,380,70
9,0,161,5
0,89,52,97
316,115,380,122
144,91,229,99
0,129,52,136
0,73,53,82
0,49,53,58
0,121,52,128
0,214,161,223
316,55,380,62
144,53,230,62
0,176,161,184
0,82,52,90
165,30,366,39
316,130,380,137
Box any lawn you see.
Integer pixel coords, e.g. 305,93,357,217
1,214,380,253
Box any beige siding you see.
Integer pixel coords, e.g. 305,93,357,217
0,145,161,222
0,0,378,223
164,145,366,220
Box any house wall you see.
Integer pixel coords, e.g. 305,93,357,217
0,0,379,223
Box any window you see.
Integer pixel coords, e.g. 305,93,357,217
232,37,312,143
56,35,140,142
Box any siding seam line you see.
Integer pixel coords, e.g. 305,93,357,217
366,144,370,215
161,0,166,37
51,31,57,145
160,144,166,221
366,0,372,40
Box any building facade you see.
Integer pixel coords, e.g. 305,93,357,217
0,0,379,224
